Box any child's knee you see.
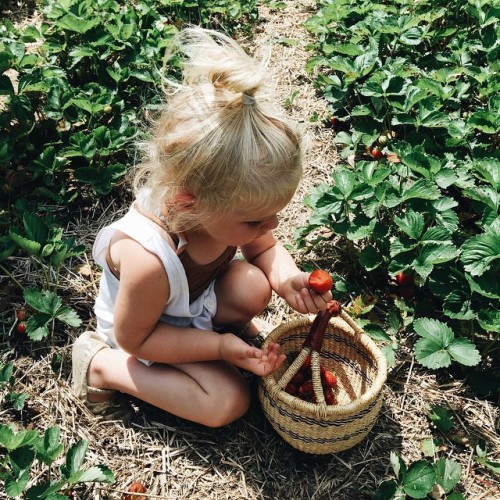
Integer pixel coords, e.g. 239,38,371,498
203,382,251,428
225,261,272,314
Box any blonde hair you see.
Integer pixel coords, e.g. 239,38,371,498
133,27,302,233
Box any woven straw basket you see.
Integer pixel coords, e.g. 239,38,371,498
258,310,387,454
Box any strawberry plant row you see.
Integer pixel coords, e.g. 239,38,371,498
1,0,258,210
298,0,499,386
0,0,258,341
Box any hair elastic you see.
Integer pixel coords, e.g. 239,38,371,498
242,93,256,106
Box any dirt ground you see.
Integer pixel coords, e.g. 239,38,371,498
1,1,499,499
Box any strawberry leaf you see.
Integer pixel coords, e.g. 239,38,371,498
55,306,82,327
435,458,461,493
413,318,454,345
394,210,425,240
23,288,61,315
447,338,481,366
26,315,50,341
443,290,475,320
414,339,451,369
460,228,500,276
427,405,454,433
413,318,480,368
402,460,436,498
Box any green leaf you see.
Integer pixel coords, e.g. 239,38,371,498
417,98,449,128
413,318,454,345
443,290,475,320
373,479,399,499
35,427,64,466
55,14,101,34
8,228,42,256
0,425,38,451
420,243,458,264
477,308,500,333
389,179,441,208
435,458,461,493
359,245,383,271
471,158,500,185
402,149,442,177
364,324,392,342
24,288,61,315
468,111,498,134
460,226,500,276
7,392,29,411
26,314,50,341
400,27,424,46
414,338,451,369
74,465,115,484
332,169,355,198
394,210,425,240
447,338,481,366
402,460,436,498
346,214,376,241
55,305,82,327
61,440,88,479
427,405,454,433
390,450,406,478
5,468,30,497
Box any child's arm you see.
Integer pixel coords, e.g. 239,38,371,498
241,232,332,313
110,236,285,374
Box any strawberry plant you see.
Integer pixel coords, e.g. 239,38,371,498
297,0,499,377
374,451,464,500
0,363,29,411
0,0,258,203
0,211,83,342
0,424,115,498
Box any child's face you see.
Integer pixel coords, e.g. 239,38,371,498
199,203,286,246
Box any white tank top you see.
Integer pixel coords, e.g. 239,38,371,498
92,204,216,347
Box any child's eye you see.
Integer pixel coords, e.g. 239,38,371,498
246,221,262,227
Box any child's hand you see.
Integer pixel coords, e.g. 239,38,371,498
283,272,333,314
219,335,286,376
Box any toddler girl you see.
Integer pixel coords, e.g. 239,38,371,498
72,27,332,427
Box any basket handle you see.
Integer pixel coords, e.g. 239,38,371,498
339,309,364,341
276,301,342,404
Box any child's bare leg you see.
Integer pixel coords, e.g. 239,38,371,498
88,348,251,427
214,260,272,336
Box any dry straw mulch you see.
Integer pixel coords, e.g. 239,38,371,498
1,1,499,499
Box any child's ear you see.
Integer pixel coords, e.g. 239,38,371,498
173,192,196,211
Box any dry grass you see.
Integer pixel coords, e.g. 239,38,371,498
1,1,499,499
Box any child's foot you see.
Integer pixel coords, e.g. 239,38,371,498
72,331,116,404
242,317,274,338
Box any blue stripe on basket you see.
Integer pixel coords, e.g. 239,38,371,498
265,409,377,445
281,333,375,385
261,385,379,428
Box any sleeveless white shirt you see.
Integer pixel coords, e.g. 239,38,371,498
92,204,217,349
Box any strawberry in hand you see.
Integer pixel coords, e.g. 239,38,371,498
308,270,333,294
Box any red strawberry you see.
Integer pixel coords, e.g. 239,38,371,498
371,147,384,160
308,270,333,294
285,382,298,395
324,388,337,405
321,369,337,388
16,322,26,334
396,272,413,287
123,482,147,500
298,381,314,397
290,371,305,386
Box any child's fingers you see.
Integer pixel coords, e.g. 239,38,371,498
246,346,262,358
